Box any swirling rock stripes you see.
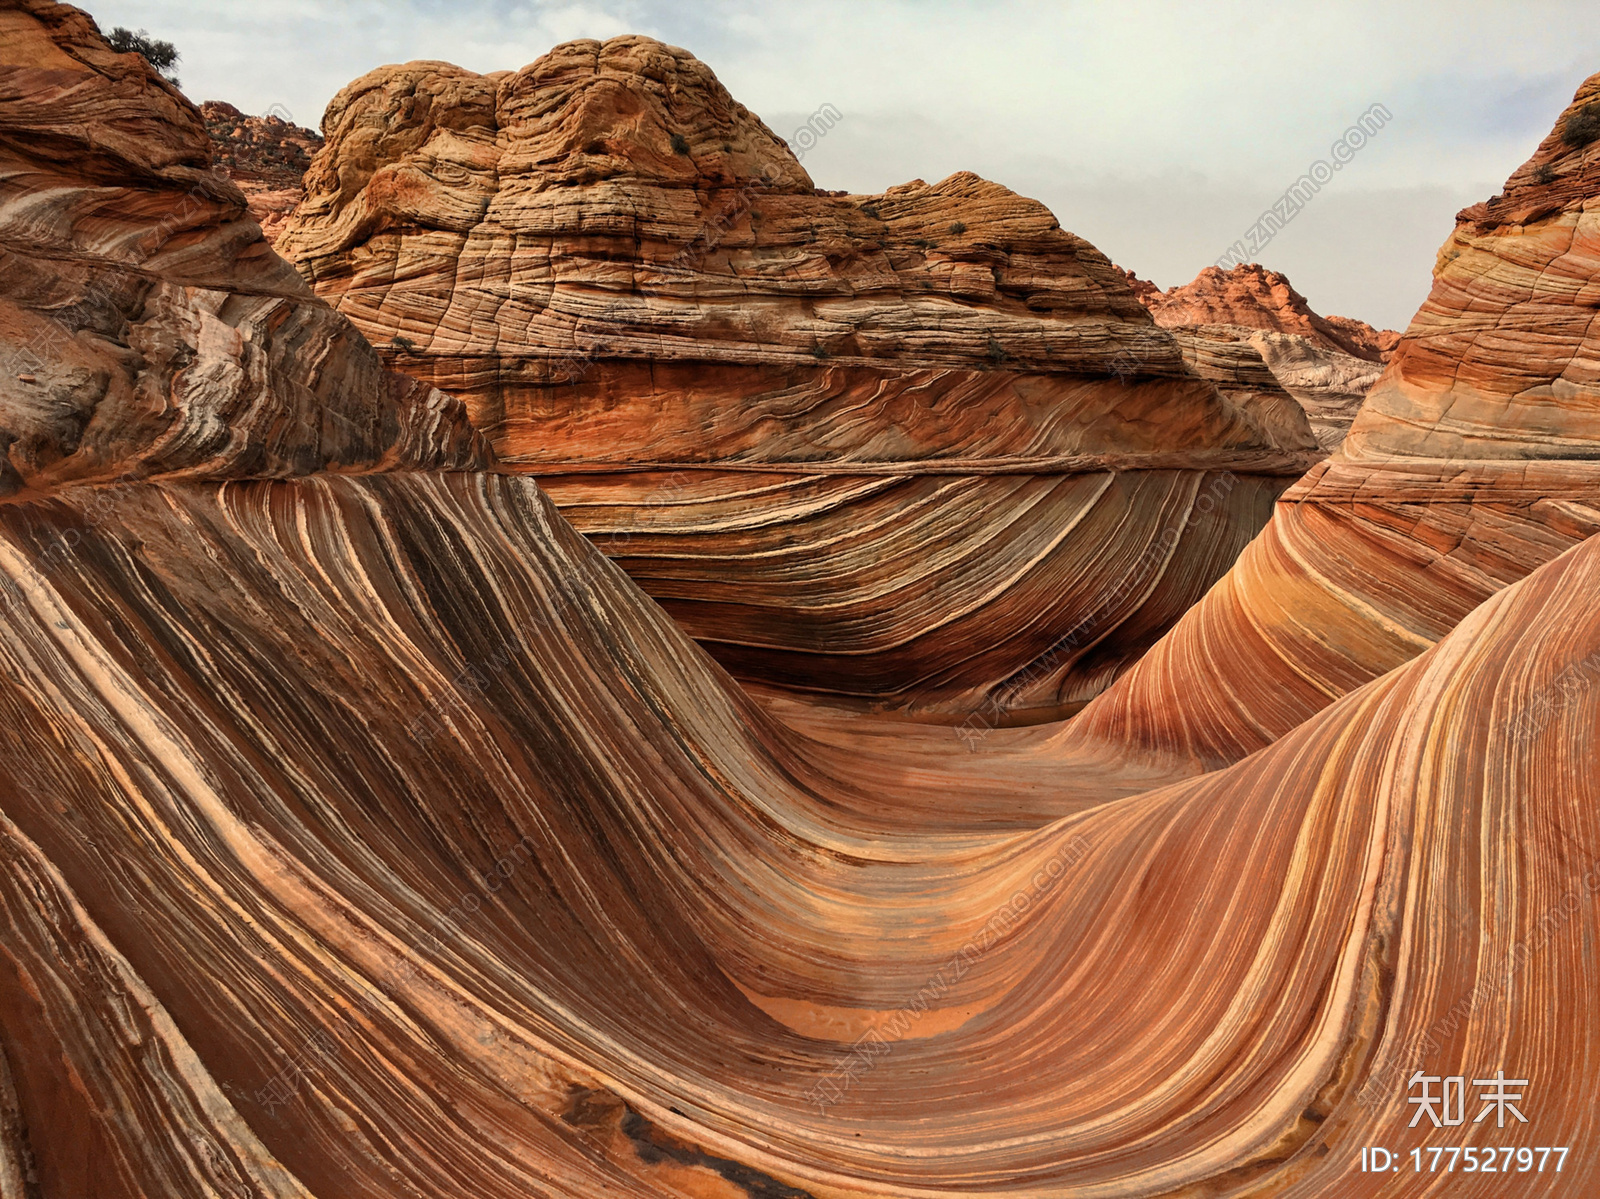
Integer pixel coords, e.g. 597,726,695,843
540,465,1284,711
0,806,309,1198
1057,71,1600,773
0,7,1595,1198
276,36,1316,708
0,468,1594,1195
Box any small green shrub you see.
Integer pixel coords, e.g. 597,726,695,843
1534,163,1557,185
1561,101,1600,147
949,221,966,235
108,26,179,85
670,133,690,155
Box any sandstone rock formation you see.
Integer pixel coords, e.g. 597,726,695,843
0,9,485,496
199,99,323,243
7,411,1600,1199
275,39,1317,713
1122,263,1400,450
1324,312,1403,361
1061,70,1600,774
1243,326,1385,449
3,6,1600,1198
1140,263,1398,362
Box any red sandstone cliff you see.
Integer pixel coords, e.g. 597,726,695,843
275,40,1317,713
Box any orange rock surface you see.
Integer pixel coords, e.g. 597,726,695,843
275,38,1318,712
0,7,485,494
1062,71,1600,773
0,6,1598,1198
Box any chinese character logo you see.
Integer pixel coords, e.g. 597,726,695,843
1472,1071,1529,1127
1407,1071,1465,1127
1407,1069,1528,1128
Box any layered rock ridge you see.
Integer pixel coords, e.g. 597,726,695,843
1061,73,1600,773
1124,262,1401,450
276,38,1318,713
0,1,488,495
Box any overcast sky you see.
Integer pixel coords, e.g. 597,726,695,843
84,0,1600,330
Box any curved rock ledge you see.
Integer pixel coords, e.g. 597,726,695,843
277,37,1317,711
1060,70,1600,772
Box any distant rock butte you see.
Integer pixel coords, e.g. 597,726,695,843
1324,312,1402,361
199,99,323,244
277,36,1319,711
1121,263,1399,450
1063,70,1600,774
1131,263,1399,362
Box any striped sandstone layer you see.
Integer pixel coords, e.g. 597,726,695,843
1161,323,1319,451
277,38,1317,713
1243,327,1384,450
1125,264,1398,450
0,3,489,491
3,465,1599,1199
1059,71,1600,773
1,8,1599,1197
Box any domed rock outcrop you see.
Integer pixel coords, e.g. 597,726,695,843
1060,72,1600,773
1141,262,1398,362
277,38,1318,713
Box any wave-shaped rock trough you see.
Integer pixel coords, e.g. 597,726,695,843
4,454,1600,1197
